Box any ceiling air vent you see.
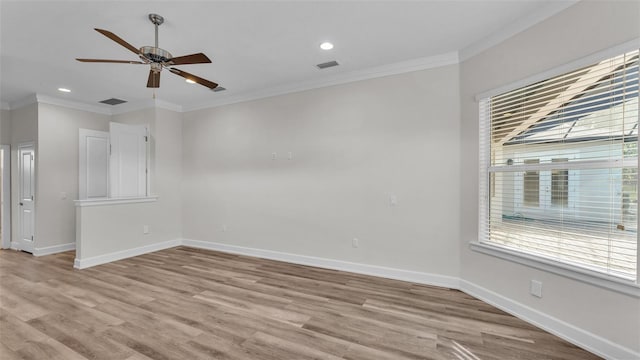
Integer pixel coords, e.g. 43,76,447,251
316,60,339,69
99,98,127,105
212,86,226,92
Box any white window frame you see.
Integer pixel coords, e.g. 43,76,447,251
472,39,640,298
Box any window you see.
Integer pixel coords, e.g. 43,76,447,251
479,50,639,282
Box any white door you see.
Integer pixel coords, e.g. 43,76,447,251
18,144,35,253
109,122,148,198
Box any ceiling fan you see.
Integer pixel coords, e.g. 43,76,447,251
77,14,218,90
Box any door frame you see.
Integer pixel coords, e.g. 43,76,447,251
1,144,10,249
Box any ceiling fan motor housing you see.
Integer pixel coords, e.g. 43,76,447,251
140,46,172,64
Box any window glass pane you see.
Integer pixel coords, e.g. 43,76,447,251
551,158,568,207
524,159,539,207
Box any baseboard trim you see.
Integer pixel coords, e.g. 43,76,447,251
34,242,75,256
459,280,639,360
181,238,460,289
73,239,181,269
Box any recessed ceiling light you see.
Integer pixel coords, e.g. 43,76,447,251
58,88,71,93
320,42,334,50
185,79,196,84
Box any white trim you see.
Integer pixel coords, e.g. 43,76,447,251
9,241,19,250
74,195,158,207
100,99,155,115
183,52,459,112
33,242,75,256
35,94,112,115
459,280,639,360
6,94,182,116
109,99,183,115
153,99,182,113
459,1,579,62
182,238,460,289
469,242,640,298
73,238,180,269
490,158,638,172
475,38,640,101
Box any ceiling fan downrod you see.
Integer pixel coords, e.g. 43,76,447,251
148,13,164,48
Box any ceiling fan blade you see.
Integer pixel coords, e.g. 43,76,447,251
169,53,211,65
168,68,218,89
76,58,145,64
147,70,160,88
95,28,140,56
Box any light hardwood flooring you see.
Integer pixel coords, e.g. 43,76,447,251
0,246,600,360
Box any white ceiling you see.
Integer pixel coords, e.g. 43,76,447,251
0,1,576,112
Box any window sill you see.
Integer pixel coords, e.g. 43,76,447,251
74,196,158,207
469,241,640,298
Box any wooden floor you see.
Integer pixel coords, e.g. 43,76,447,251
0,247,600,360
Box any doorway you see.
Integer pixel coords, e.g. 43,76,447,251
17,143,35,253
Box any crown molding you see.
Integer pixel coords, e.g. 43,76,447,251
35,94,112,115
5,94,182,116
154,99,182,113
110,99,182,115
459,0,579,62
183,51,459,112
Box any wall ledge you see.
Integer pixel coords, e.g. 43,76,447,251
74,195,158,207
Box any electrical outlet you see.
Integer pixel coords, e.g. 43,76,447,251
352,238,359,248
530,280,543,298
222,225,228,232
143,225,150,234
272,152,277,160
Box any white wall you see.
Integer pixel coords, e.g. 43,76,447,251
0,109,10,145
36,103,110,250
459,0,640,354
182,65,461,277
1,109,11,248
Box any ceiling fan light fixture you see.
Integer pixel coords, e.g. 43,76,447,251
185,79,196,84
58,87,71,93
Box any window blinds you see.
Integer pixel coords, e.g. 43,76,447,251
479,50,639,281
